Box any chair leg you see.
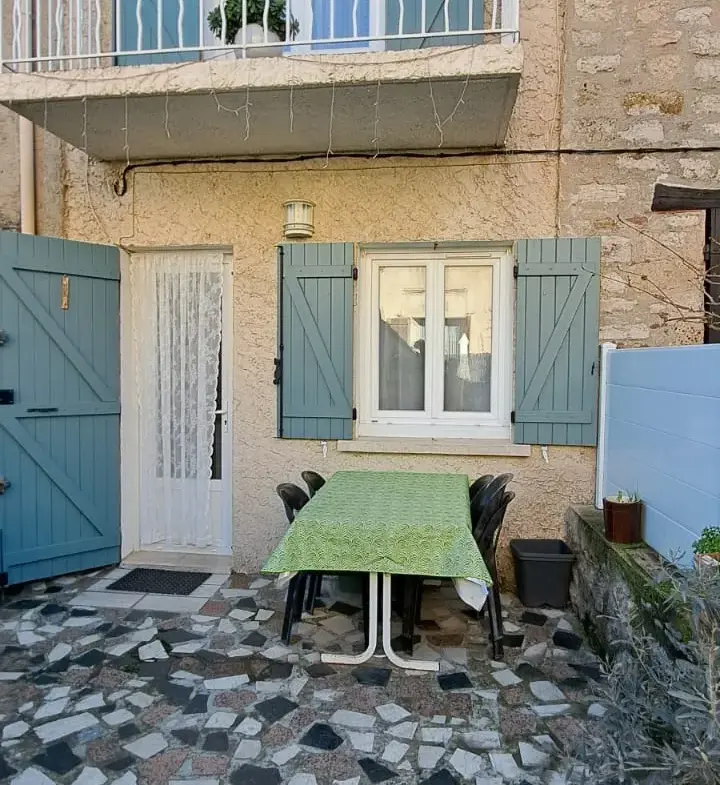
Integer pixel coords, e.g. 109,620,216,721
400,577,418,655
304,574,317,614
293,574,307,622
490,555,503,642
487,585,504,660
282,575,300,644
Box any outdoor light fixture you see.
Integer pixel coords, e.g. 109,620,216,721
283,200,315,239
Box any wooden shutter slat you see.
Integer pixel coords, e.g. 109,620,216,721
514,237,601,446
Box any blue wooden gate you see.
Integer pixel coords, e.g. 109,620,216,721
0,231,121,586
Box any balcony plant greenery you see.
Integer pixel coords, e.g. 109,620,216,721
693,526,720,569
208,0,298,45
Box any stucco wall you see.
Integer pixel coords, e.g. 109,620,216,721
47,0,715,579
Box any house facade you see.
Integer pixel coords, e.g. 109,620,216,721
0,0,717,583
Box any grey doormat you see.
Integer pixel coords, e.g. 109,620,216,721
107,568,212,596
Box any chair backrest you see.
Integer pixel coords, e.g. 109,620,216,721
470,473,514,531
276,483,310,524
301,470,326,498
475,491,515,558
469,474,494,500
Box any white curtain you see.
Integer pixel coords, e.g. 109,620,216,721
131,250,224,548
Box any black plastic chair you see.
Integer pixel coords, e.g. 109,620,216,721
469,474,494,500
471,473,514,535
276,483,313,644
475,490,515,660
301,470,326,498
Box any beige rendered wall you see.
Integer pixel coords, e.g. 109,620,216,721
51,0,715,579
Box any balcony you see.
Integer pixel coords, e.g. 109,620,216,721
0,0,522,160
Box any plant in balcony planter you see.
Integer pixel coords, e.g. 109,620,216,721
603,490,643,545
693,526,720,570
208,0,299,58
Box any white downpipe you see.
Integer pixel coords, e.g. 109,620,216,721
20,0,35,235
595,342,617,509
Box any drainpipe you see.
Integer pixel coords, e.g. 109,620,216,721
19,118,36,234
594,342,617,509
19,0,36,235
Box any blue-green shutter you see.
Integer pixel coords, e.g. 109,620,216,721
278,243,354,440
514,238,601,446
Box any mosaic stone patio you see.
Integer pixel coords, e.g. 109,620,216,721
0,566,605,784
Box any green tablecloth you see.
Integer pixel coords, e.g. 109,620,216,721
262,471,492,584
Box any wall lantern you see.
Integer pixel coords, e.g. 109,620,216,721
283,200,315,239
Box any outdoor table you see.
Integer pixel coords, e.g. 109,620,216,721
262,470,492,672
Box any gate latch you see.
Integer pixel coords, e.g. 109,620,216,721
0,477,11,495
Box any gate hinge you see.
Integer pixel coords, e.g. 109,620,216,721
352,267,358,281
510,410,516,424
352,407,357,421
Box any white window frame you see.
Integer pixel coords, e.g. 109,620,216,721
357,246,514,440
288,0,385,54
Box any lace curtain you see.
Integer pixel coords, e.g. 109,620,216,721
131,250,224,548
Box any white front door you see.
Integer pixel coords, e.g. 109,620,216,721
126,250,233,556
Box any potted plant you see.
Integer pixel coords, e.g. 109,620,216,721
693,526,720,570
208,0,299,58
602,490,643,544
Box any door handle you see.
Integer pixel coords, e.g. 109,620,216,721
0,477,11,495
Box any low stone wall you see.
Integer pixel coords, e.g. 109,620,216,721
564,505,685,657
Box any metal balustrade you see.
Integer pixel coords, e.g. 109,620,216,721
1,0,519,72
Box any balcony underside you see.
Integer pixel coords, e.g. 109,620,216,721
0,45,521,160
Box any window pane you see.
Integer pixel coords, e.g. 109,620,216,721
444,266,492,412
378,266,426,411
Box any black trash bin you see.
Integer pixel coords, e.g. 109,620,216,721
510,539,575,608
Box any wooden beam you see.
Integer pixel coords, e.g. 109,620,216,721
652,184,720,212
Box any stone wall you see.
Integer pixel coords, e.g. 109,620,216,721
0,108,19,231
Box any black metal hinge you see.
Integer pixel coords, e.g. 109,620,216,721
704,243,712,264
352,267,359,281
273,358,282,385
352,407,357,421
510,410,516,424
513,264,519,279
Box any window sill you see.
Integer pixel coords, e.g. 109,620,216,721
336,438,532,457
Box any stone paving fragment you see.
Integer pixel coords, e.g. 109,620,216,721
491,669,522,687
123,732,168,760
205,711,237,729
381,740,409,763
104,709,136,727
34,697,70,719
532,703,571,717
11,767,56,785
357,757,397,783
529,681,566,702
449,748,485,779
237,717,263,736
518,741,550,767
387,721,418,740
234,739,262,760
272,744,301,765
330,709,376,729
489,752,522,779
462,730,501,750
72,766,108,785
204,675,250,690
347,731,374,752
421,727,452,744
36,712,99,743
300,723,344,750
2,721,29,740
375,703,410,723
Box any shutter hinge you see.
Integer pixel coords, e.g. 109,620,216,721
510,410,516,424
0,572,7,587
513,264,519,279
704,243,712,264
352,407,357,421
352,267,358,281
273,357,282,385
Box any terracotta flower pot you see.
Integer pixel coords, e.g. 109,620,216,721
603,498,643,544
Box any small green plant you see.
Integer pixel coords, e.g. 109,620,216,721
208,0,298,45
693,526,720,555
609,489,640,503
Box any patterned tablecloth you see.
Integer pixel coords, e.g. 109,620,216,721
262,470,492,586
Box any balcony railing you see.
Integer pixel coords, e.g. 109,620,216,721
1,0,520,72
